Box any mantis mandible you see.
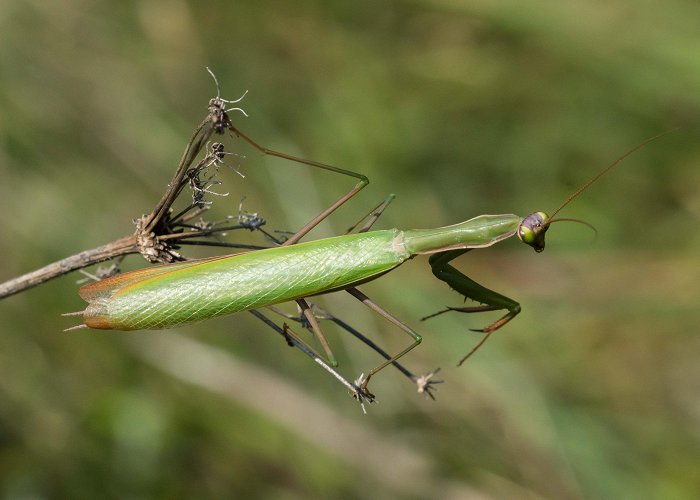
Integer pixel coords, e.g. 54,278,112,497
65,84,668,403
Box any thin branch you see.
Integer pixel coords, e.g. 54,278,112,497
142,118,214,233
0,235,138,298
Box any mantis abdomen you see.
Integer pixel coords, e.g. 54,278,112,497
82,229,409,330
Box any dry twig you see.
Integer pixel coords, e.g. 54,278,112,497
0,94,265,299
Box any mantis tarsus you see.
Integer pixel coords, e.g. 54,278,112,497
66,76,669,403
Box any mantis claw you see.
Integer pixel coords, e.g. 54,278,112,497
281,322,295,347
414,368,443,400
351,373,376,411
353,373,375,398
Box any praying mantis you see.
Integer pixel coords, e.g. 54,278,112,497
65,77,668,404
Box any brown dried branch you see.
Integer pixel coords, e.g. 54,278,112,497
0,96,245,299
0,236,139,298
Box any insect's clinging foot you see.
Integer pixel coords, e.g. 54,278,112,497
353,373,376,398
281,322,295,347
470,307,520,334
351,373,376,411
414,368,444,400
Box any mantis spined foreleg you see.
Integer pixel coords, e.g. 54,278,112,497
417,132,673,363
422,248,522,365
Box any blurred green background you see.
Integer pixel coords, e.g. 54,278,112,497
1,1,699,498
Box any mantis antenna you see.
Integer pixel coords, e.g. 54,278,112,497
517,129,676,252
545,129,677,223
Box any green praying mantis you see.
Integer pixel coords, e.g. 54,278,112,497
64,81,668,404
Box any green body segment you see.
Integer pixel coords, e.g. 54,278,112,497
80,213,523,331
83,230,408,330
403,214,520,254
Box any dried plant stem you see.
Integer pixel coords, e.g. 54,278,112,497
0,100,227,300
0,236,138,299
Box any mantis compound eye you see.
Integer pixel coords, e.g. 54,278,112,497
517,211,549,253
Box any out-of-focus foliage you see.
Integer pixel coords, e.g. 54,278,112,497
1,1,698,498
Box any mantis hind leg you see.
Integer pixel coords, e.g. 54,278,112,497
344,287,441,399
424,249,521,365
247,309,375,407
323,310,442,400
270,301,442,399
294,298,337,367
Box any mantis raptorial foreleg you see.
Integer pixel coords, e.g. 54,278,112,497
423,249,521,365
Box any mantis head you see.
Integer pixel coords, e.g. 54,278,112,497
516,212,594,253
516,130,673,253
517,212,550,252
